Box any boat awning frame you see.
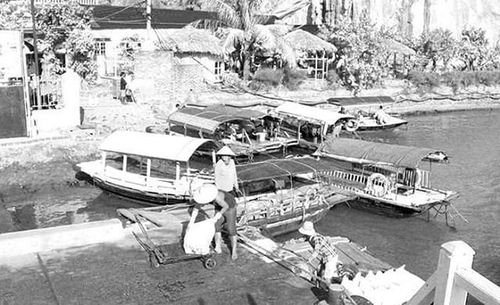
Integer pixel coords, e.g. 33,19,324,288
275,102,355,126
99,131,217,162
318,138,449,169
236,156,328,183
168,105,263,134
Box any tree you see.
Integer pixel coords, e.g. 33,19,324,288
35,1,96,82
320,14,394,92
0,1,97,82
199,0,267,80
0,1,31,29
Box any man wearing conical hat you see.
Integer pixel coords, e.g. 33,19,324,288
299,221,342,285
212,145,240,260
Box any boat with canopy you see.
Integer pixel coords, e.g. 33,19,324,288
314,138,458,215
150,105,299,160
117,156,354,235
271,102,359,148
75,131,219,204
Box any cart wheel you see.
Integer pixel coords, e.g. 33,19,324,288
203,257,217,269
149,254,160,269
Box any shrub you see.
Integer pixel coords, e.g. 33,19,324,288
282,66,307,90
406,71,441,90
251,68,284,87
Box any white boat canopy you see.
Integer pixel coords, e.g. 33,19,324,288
99,131,217,162
275,102,354,125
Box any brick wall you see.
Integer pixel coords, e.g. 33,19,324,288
81,50,215,107
134,50,174,105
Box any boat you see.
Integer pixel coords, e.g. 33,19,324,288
75,131,220,204
148,105,299,161
117,156,354,235
314,138,459,216
326,96,408,131
234,156,354,235
270,102,359,149
239,227,425,305
356,113,408,131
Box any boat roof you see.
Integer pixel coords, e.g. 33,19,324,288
99,131,216,162
275,102,354,125
168,105,265,133
318,138,448,168
236,156,330,182
327,96,394,106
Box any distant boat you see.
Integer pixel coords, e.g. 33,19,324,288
270,102,359,148
147,105,299,161
356,114,408,131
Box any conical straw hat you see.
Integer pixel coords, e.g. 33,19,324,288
298,221,316,236
216,146,235,156
192,184,218,204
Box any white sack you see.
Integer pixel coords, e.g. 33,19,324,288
183,219,216,255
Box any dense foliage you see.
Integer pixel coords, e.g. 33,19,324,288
0,1,97,83
249,66,307,90
319,15,395,93
36,1,96,82
318,15,500,93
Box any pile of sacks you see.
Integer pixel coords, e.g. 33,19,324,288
341,265,425,305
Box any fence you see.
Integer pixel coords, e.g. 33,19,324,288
407,241,500,305
28,77,62,110
33,0,98,5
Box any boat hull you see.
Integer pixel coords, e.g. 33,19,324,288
342,196,453,217
249,204,332,236
93,177,187,205
357,120,408,131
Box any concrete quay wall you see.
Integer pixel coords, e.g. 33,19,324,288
0,219,125,258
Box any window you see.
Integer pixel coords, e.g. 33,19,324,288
94,40,107,56
214,61,223,81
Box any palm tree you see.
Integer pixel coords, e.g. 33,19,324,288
200,0,274,80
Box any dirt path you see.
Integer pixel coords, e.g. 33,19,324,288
0,239,320,305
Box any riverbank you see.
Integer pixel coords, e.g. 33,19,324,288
0,230,322,305
1,88,500,207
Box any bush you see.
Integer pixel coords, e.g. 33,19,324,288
250,68,284,90
408,70,500,92
282,66,307,90
406,71,441,90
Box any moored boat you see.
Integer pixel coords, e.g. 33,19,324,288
148,105,299,161
270,102,359,148
75,131,219,204
118,156,354,235
314,138,458,216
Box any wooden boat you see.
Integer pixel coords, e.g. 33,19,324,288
239,227,424,305
356,114,408,131
314,138,458,216
325,96,409,131
270,102,359,149
75,131,220,204
234,157,354,235
149,105,299,161
118,156,354,235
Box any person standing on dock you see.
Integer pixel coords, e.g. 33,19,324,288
214,146,240,260
299,221,342,284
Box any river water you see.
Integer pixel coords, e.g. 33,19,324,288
282,109,500,290
6,109,500,293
